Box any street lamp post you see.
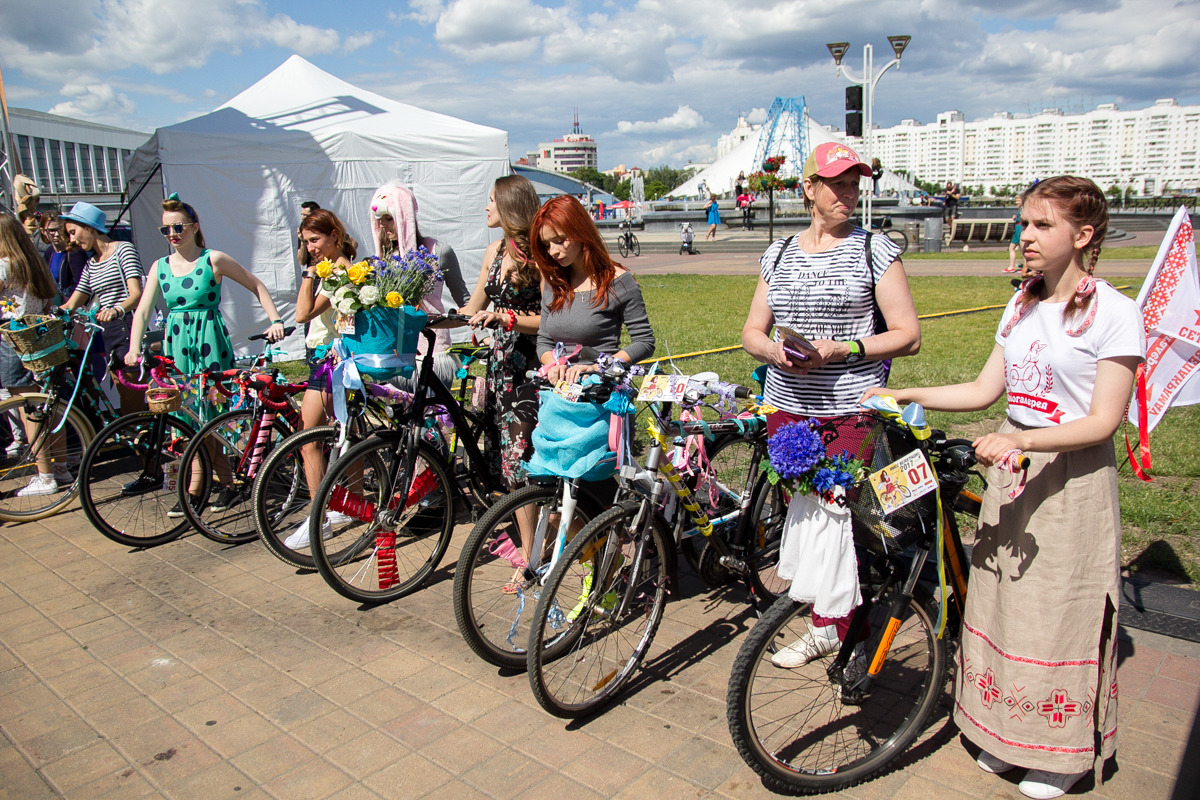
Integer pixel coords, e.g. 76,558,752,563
826,35,911,230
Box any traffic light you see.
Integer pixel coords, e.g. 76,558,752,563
845,85,863,137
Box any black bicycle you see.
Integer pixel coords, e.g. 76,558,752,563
868,216,909,255
616,220,640,258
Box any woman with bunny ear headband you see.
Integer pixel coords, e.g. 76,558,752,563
368,182,469,388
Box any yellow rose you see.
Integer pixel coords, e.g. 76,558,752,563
386,291,404,308
314,259,334,279
347,261,372,285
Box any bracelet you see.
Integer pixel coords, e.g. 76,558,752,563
271,318,283,325
115,306,126,319
503,310,516,332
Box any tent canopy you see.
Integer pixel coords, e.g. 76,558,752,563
125,55,509,356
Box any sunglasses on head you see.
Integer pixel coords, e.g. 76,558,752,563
158,223,193,236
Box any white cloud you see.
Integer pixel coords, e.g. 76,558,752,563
47,83,136,125
746,107,768,125
613,106,706,135
435,0,559,56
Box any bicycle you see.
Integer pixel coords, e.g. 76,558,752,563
725,404,1023,794
868,216,909,255
524,370,788,717
616,220,640,258
306,314,505,603
76,354,210,548
0,308,165,522
173,329,303,545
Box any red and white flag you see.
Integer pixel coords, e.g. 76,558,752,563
1127,206,1200,478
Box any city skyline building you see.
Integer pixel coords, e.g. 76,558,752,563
526,110,598,174
866,98,1200,195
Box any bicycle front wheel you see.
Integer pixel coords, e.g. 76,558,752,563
630,234,640,256
682,432,758,586
253,424,340,569
0,394,94,522
79,412,208,548
745,474,787,602
726,587,946,794
617,236,629,258
885,228,909,255
453,482,604,670
179,409,293,544
310,437,455,603
527,501,670,717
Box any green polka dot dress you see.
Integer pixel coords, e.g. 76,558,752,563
157,250,234,416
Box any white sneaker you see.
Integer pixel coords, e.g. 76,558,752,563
17,474,58,497
771,623,840,668
1018,769,1087,799
977,750,1015,774
284,518,333,550
327,511,352,526
6,440,26,457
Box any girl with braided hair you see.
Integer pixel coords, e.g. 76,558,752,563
864,176,1143,799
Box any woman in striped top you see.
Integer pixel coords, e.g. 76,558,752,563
60,202,145,413
740,142,920,667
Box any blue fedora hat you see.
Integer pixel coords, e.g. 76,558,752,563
60,201,109,234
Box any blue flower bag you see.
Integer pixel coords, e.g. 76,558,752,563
525,390,618,481
341,305,426,379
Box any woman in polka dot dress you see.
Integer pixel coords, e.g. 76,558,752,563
126,194,285,411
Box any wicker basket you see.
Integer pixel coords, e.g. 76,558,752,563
3,314,68,371
146,386,182,414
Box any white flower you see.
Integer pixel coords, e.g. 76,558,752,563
337,298,356,315
333,285,354,303
357,285,380,305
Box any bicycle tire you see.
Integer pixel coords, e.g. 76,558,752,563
178,408,294,545
453,482,605,669
744,474,787,602
630,235,640,257
0,394,95,522
617,236,629,258
78,412,209,548
726,586,947,794
310,437,454,603
527,500,670,717
253,424,341,569
884,228,909,256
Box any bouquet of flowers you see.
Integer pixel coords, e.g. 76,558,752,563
313,246,442,316
762,419,865,502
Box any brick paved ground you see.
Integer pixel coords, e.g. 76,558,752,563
2,507,1198,799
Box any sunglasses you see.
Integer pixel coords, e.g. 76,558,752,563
158,223,194,236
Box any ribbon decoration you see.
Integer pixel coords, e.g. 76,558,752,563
994,449,1029,500
1124,362,1153,481
328,339,415,423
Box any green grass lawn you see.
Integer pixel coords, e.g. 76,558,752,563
635,273,1199,586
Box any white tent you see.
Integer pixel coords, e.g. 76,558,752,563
125,55,509,357
669,115,917,199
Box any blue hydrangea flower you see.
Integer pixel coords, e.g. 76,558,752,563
768,421,824,479
812,467,836,494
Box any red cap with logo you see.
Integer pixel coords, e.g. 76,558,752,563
802,142,872,180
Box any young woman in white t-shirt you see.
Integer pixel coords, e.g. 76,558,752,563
864,176,1144,799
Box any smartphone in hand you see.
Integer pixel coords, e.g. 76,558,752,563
775,326,816,361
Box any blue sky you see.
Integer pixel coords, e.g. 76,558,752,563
3,0,1198,170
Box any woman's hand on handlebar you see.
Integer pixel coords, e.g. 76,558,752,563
263,321,286,342
123,348,142,368
96,306,123,323
971,431,1027,468
468,310,504,329
544,362,600,385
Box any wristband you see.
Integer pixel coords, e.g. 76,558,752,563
271,319,283,325
116,306,126,319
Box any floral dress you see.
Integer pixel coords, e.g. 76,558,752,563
482,241,541,489
157,250,234,419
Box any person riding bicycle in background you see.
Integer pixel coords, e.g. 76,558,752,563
125,193,286,515
863,176,1142,800
741,141,920,668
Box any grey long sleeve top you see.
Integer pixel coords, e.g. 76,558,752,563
536,271,656,364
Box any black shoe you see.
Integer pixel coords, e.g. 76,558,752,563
209,485,242,512
121,473,162,496
168,494,202,518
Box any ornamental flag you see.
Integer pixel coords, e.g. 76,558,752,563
1128,206,1200,436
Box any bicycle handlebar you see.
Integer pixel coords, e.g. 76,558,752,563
247,325,297,342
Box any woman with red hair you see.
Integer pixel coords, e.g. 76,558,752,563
530,196,655,382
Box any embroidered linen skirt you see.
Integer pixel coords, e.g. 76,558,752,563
953,420,1120,774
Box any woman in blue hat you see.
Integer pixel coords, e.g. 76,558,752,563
59,201,145,413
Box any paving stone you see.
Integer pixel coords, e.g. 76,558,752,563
38,739,134,793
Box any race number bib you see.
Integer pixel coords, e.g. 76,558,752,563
637,374,689,402
868,449,938,516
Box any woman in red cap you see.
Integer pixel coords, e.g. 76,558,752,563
740,141,920,668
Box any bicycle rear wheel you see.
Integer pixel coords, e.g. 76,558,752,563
310,437,455,603
617,236,629,258
453,482,604,669
630,235,640,256
78,412,208,548
0,395,93,522
681,432,757,585
178,409,293,544
745,474,787,602
527,501,670,717
726,586,946,794
884,228,909,255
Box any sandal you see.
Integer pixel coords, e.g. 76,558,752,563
501,568,525,595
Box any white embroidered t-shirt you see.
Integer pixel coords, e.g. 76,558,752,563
997,282,1145,427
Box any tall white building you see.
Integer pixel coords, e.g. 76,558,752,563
530,111,598,174
869,99,1200,195
717,116,759,160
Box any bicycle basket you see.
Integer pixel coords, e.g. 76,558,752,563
3,314,68,371
145,386,182,414
812,413,940,554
